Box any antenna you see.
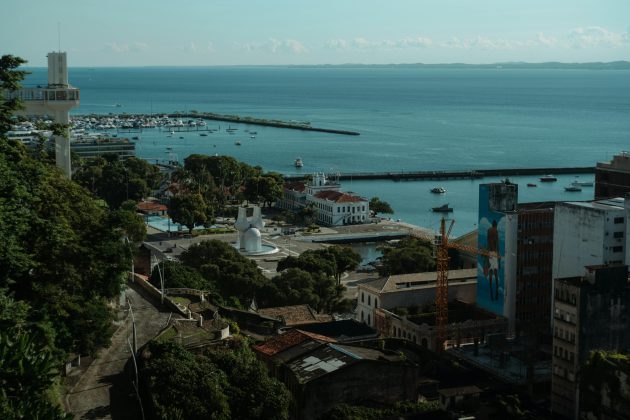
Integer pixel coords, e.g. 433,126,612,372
58,22,61,52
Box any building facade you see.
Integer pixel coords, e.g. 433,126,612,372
551,265,630,419
278,173,369,226
595,152,630,199
355,269,477,328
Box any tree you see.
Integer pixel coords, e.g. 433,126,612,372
378,237,435,275
178,240,268,304
0,55,28,135
369,197,394,216
326,246,362,284
168,192,208,234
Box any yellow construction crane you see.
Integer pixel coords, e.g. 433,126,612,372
411,218,494,351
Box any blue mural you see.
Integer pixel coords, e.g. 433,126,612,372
477,185,506,316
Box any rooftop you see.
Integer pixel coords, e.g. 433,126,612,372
561,197,625,211
257,304,332,326
137,201,167,213
313,190,366,203
361,268,477,294
295,319,377,341
407,300,499,327
252,329,336,357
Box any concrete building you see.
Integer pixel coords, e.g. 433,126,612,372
11,52,80,178
278,173,369,226
70,137,136,160
551,264,630,419
373,300,508,351
595,152,630,199
355,269,477,328
553,198,628,282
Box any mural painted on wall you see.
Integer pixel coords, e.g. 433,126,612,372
477,185,507,316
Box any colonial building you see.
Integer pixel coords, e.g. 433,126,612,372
278,173,370,226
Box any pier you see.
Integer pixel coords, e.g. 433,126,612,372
283,167,595,182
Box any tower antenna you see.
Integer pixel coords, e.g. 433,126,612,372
58,22,61,52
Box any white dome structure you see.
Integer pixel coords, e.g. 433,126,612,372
234,205,277,255
243,227,262,253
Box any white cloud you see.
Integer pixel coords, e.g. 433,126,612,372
325,36,433,51
568,26,627,48
178,41,216,54
105,42,148,53
236,38,308,54
536,32,557,47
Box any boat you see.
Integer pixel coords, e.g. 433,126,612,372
200,133,208,137
432,204,453,213
132,136,140,140
565,185,582,192
179,136,184,139
431,187,446,194
249,131,257,135
527,183,537,187
235,141,241,146
572,181,593,187
250,135,256,139
294,158,303,168
540,175,557,182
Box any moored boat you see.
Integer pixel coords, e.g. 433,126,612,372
565,185,581,192
431,187,446,194
571,181,593,187
540,175,557,182
527,183,537,187
294,157,303,168
432,204,453,213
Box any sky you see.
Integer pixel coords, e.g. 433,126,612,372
2,0,629,66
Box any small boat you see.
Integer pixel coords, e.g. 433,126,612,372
540,175,557,182
432,204,453,213
200,133,208,137
132,136,140,140
115,104,122,107
249,131,257,135
235,141,241,146
294,158,303,168
170,130,175,135
179,136,184,139
572,181,593,187
250,135,256,139
431,187,446,194
565,185,582,192
527,183,537,187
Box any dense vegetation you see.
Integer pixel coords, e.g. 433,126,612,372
377,237,436,275
141,337,291,419
369,196,394,216
0,55,142,417
149,240,359,312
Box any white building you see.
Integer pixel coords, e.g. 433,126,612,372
552,197,628,281
279,173,370,226
355,269,477,328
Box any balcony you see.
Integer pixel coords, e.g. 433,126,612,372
9,87,80,102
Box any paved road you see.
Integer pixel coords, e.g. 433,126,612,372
67,281,172,419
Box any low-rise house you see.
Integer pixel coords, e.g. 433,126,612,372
258,304,332,327
136,200,167,216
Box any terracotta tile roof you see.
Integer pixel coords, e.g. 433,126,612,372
252,329,336,357
258,304,323,326
136,201,167,213
285,181,306,192
314,190,365,203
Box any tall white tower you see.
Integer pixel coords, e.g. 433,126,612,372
14,52,80,178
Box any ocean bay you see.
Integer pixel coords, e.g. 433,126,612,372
23,66,630,235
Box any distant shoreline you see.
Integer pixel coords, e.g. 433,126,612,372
23,61,630,71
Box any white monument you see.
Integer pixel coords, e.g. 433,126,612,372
235,206,265,253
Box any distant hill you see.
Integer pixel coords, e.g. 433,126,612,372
288,61,630,70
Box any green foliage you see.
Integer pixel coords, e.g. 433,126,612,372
324,400,439,420
168,192,208,233
369,196,394,215
179,240,267,303
244,173,284,207
277,246,361,283
0,55,28,135
141,338,290,420
377,237,435,275
73,156,162,209
580,350,630,417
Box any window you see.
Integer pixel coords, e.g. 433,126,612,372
612,246,623,253
375,298,378,308
361,292,364,303
614,231,624,239
367,314,371,325
368,295,371,305
614,217,624,224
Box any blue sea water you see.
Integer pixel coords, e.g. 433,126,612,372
23,67,630,236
